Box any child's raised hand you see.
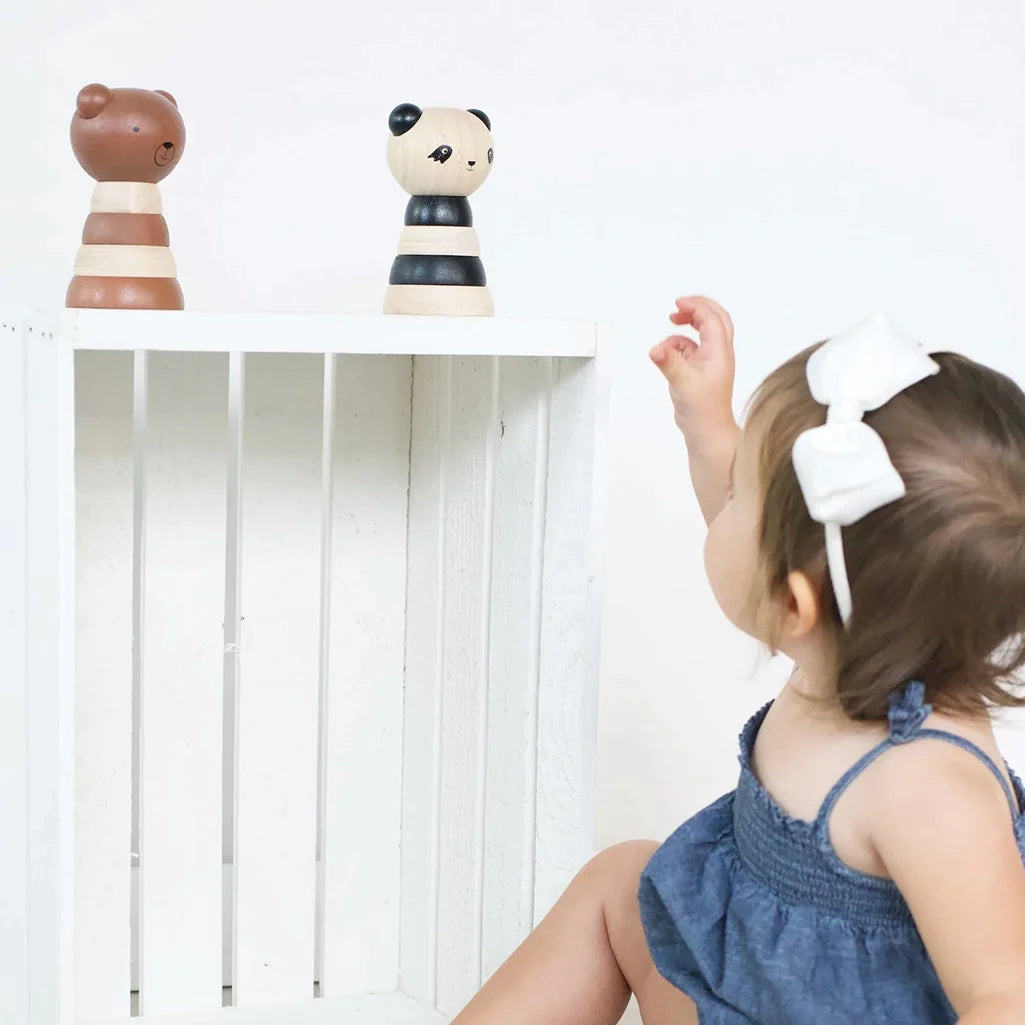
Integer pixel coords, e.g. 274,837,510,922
649,296,737,442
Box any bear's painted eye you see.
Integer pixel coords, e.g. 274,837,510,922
429,145,453,164
132,126,140,133
488,147,494,165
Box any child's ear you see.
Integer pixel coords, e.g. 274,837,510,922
779,570,822,640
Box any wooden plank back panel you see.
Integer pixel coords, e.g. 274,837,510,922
434,356,499,1016
0,320,30,1025
480,357,551,981
138,353,227,1014
319,355,412,996
400,355,449,1006
401,354,605,1012
533,356,603,922
74,351,134,1020
233,354,323,1006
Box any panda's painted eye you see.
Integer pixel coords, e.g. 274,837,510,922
487,147,494,165
429,145,453,164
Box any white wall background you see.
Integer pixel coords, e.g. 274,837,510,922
5,0,1025,970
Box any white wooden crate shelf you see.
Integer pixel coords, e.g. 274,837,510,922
0,309,598,357
0,312,605,1025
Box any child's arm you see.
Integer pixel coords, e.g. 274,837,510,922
871,745,1025,1023
649,296,741,525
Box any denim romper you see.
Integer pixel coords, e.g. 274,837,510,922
638,682,1025,1024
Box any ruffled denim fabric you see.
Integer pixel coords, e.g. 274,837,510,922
639,683,1025,1024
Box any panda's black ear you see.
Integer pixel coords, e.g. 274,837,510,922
467,108,491,130
389,103,422,136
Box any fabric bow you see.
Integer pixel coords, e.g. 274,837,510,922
791,315,940,624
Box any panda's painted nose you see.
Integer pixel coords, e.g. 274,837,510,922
468,160,476,167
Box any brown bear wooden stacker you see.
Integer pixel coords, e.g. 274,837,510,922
67,84,186,310
384,104,494,316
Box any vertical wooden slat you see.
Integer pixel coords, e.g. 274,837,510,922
24,317,76,1025
319,354,412,996
400,355,449,1005
533,353,605,923
480,357,550,980
131,351,146,999
223,350,244,991
138,354,227,1013
435,356,498,1016
234,355,322,1005
0,318,29,1025
74,351,134,1019
314,355,334,993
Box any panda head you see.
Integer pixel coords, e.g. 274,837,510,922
387,103,494,197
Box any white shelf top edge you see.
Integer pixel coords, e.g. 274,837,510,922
19,309,598,358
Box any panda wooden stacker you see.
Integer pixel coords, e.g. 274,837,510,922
384,103,494,316
67,83,186,310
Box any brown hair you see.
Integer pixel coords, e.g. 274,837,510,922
750,345,1025,720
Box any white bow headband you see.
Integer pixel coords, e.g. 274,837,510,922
791,315,940,625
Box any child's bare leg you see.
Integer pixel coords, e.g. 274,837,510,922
451,841,698,1025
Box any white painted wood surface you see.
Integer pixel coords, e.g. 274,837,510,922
533,355,605,923
481,358,551,981
96,991,445,1025
0,319,31,1025
400,352,604,1015
234,355,323,1005
0,312,604,1025
432,356,496,1012
138,354,227,1014
434,356,498,1014
74,351,134,1020
319,356,411,996
57,310,596,358
400,355,449,1007
24,316,77,1025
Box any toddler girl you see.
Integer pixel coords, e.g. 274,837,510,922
452,296,1025,1024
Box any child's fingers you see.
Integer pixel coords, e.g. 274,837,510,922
671,335,698,355
666,334,698,356
692,296,734,347
671,298,724,334
673,296,732,341
670,298,731,362
649,338,700,390
649,336,697,370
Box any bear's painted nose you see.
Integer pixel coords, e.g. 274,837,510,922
162,142,174,149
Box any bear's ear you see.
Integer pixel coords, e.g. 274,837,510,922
467,108,491,130
389,103,422,137
155,89,178,108
76,83,112,119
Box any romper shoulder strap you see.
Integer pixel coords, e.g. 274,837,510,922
814,681,1020,841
